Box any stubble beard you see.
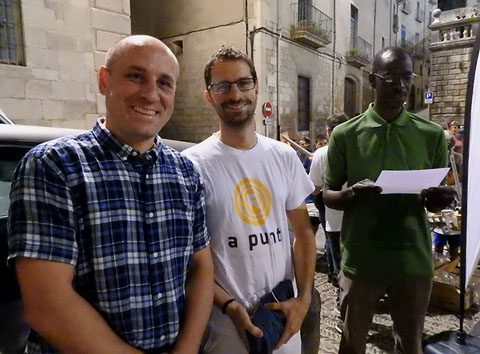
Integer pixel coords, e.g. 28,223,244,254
216,98,257,129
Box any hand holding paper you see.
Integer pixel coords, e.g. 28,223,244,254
373,168,450,194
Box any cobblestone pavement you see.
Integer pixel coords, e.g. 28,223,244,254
314,227,480,354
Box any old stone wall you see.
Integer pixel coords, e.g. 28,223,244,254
0,0,131,128
429,46,471,128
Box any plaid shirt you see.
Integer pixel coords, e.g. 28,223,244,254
8,119,209,353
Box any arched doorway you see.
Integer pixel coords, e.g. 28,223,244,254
344,78,357,118
408,84,416,111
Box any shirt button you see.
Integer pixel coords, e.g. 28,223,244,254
122,156,127,161
146,174,149,179
153,252,159,258
160,335,165,341
131,151,138,157
149,212,154,218
157,293,163,299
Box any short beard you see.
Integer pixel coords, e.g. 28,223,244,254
215,99,257,129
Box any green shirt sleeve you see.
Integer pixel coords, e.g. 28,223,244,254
324,128,347,189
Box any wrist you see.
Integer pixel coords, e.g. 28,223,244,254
297,292,312,306
225,300,243,318
221,298,237,314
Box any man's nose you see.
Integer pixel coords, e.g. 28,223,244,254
227,83,242,99
140,80,160,101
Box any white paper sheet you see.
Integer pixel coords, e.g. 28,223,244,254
374,168,450,194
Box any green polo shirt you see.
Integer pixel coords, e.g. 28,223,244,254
325,103,447,280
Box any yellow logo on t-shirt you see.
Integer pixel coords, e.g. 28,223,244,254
234,178,272,226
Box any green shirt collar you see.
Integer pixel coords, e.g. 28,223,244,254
364,103,410,127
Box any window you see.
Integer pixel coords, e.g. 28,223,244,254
350,5,358,49
382,36,385,49
415,32,420,45
401,25,406,47
0,0,24,65
438,0,466,11
298,76,311,132
298,0,313,22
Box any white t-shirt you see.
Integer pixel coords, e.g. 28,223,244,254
309,145,344,232
184,133,314,354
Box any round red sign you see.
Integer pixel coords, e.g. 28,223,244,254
262,102,273,118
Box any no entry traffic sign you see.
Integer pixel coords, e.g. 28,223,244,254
262,102,273,118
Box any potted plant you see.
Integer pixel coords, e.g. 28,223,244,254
348,48,359,56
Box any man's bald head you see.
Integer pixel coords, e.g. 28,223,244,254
372,46,412,73
104,35,179,75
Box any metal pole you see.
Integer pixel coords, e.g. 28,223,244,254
281,136,313,157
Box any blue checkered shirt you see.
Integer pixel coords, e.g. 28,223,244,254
8,119,210,353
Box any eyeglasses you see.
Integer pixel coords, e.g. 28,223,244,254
208,78,256,95
371,72,417,84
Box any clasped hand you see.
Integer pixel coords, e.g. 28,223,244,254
226,296,309,351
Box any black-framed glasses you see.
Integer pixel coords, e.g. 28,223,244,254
208,78,256,95
371,72,417,84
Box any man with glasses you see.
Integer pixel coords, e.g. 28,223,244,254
184,47,316,354
323,46,454,354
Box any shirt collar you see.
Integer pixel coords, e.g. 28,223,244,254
92,118,163,164
364,103,410,127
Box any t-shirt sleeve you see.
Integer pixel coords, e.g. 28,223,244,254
191,172,210,252
286,150,314,211
324,130,347,189
8,151,78,266
309,147,327,188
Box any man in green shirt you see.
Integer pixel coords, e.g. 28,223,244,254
323,47,455,354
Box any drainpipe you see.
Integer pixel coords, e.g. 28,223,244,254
390,0,393,45
245,0,249,53
331,0,336,114
373,0,377,56
276,0,280,140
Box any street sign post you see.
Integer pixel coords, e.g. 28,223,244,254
262,102,273,137
425,91,434,104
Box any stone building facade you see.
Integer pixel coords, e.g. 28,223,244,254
0,0,435,137
131,0,434,143
0,0,131,128
428,1,479,127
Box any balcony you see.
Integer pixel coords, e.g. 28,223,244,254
290,3,333,48
416,8,425,23
429,13,480,51
402,0,412,14
345,36,372,68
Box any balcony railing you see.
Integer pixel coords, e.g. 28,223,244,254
345,36,372,68
402,0,412,14
416,8,425,23
429,14,480,51
290,2,333,48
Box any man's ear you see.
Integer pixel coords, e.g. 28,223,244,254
204,89,213,104
98,66,110,95
369,73,376,89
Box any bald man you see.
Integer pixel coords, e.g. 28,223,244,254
8,35,213,354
